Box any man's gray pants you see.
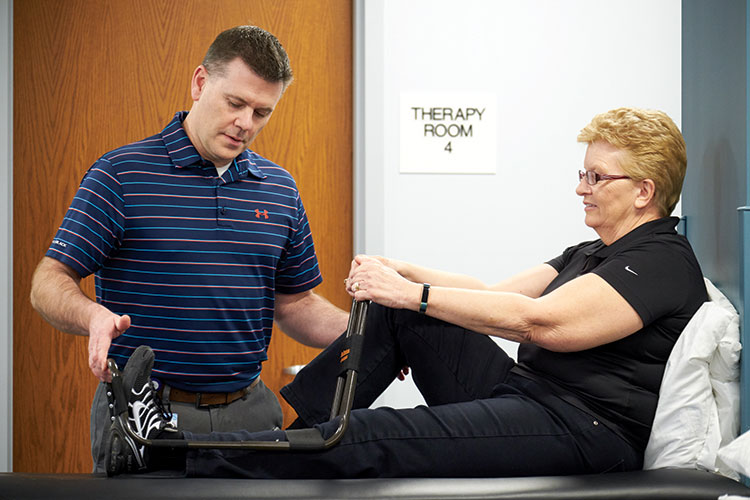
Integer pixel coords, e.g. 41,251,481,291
90,378,283,473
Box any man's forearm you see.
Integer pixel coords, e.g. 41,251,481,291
275,291,348,348
30,256,102,337
32,257,132,381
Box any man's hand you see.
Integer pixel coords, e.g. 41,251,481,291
88,312,131,382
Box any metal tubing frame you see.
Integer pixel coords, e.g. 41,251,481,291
107,300,369,452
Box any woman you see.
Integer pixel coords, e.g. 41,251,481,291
107,107,707,478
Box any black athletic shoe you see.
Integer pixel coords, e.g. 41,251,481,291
105,345,178,476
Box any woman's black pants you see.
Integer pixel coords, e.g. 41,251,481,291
183,304,641,478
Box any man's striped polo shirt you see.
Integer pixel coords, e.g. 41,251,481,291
46,111,323,392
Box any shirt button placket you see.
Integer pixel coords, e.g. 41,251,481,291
216,178,228,226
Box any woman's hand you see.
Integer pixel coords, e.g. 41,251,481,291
347,254,396,277
346,255,422,310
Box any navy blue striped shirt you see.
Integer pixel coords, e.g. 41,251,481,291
46,111,323,392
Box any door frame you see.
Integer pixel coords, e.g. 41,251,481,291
0,0,13,474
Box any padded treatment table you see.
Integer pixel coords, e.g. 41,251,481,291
1,469,750,500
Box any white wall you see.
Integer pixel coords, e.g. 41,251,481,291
0,0,12,473
355,0,681,408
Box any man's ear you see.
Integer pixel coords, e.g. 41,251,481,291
634,178,656,210
190,65,209,101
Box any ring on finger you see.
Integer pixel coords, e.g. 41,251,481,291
353,281,361,292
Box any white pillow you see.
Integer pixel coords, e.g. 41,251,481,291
718,429,750,478
643,279,741,479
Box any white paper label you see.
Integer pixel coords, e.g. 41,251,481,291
400,92,497,174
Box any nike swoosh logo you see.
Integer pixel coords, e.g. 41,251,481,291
625,266,638,276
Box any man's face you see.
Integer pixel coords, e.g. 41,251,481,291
184,58,285,166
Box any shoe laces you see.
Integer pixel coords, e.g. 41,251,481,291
150,381,174,426
129,380,177,439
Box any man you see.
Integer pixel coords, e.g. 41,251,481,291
30,25,348,473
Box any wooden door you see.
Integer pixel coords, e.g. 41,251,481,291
14,0,352,473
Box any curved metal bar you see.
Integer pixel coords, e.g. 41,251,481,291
108,299,370,452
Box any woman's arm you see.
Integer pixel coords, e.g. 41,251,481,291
351,255,559,298
347,256,642,352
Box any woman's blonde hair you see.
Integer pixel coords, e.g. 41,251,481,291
578,107,686,216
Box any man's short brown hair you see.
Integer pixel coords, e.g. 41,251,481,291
202,25,293,88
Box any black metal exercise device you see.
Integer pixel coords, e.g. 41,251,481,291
105,299,369,452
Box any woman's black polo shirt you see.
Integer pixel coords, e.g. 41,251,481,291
513,217,707,451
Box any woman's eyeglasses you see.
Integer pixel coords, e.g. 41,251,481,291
578,170,631,186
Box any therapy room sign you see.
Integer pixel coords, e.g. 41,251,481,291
400,92,497,174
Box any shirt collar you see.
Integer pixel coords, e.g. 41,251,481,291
159,111,266,180
588,216,680,259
